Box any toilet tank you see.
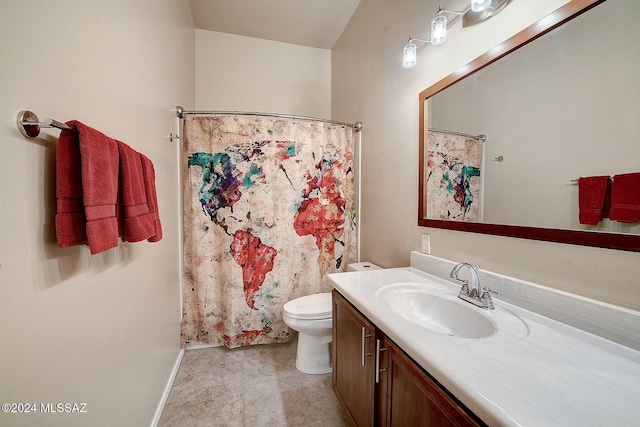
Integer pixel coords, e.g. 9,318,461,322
347,262,381,272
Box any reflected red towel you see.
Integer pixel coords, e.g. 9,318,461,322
141,154,163,242
55,122,86,247
578,176,611,225
610,172,640,223
76,122,120,254
117,141,155,242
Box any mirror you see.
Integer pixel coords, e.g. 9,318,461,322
418,0,640,252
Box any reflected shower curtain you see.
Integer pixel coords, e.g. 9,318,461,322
181,115,356,348
426,131,483,222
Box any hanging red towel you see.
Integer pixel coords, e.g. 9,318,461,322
55,121,161,253
578,176,611,225
141,154,163,242
76,122,120,254
117,141,156,242
56,121,120,253
55,122,86,247
610,172,640,223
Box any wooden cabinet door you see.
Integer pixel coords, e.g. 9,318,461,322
332,290,376,427
378,336,483,427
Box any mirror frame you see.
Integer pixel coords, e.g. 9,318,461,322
418,0,640,252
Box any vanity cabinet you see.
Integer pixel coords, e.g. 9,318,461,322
332,290,483,427
332,289,376,427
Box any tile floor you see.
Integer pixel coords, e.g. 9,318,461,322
157,338,352,427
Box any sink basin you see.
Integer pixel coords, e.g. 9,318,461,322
376,283,528,340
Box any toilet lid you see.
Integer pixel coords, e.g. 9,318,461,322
283,292,332,320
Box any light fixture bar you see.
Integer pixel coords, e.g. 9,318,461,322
437,6,470,28
402,1,509,68
408,37,431,45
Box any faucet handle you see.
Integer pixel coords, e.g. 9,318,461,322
459,281,470,296
482,287,500,297
479,287,499,309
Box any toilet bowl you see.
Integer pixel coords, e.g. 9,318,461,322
283,263,381,374
283,292,333,374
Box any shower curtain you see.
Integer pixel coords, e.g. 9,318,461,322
181,115,356,348
426,131,483,222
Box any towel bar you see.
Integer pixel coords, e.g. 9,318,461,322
571,177,614,185
17,110,73,139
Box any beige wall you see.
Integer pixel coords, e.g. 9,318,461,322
2,1,637,425
0,1,194,426
195,30,331,116
333,0,640,311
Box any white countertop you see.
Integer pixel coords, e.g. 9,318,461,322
327,266,640,427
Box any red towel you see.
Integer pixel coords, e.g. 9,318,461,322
55,122,86,247
55,121,161,252
610,172,640,223
76,122,120,254
141,154,163,242
578,176,611,225
117,141,156,242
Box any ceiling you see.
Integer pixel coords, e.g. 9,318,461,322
187,0,361,50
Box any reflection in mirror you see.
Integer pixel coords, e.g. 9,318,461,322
418,0,640,251
425,129,485,222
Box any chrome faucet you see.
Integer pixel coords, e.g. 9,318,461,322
449,263,500,310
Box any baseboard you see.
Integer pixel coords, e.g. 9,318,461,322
150,348,185,427
185,343,220,350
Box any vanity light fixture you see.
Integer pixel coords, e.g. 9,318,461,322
471,0,492,12
403,0,510,68
403,40,418,68
431,14,448,45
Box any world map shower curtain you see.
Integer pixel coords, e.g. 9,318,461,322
426,131,483,222
181,115,356,348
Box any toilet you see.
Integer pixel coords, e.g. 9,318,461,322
283,292,333,374
283,262,381,374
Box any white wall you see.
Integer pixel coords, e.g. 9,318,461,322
332,0,640,311
195,29,331,116
0,1,194,426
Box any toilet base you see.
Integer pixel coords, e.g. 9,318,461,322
295,332,332,375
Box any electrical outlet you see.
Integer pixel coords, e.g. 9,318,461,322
421,234,431,254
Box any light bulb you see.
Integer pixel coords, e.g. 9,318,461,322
403,41,417,68
471,0,492,12
431,15,447,45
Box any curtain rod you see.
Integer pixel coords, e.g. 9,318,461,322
428,128,486,142
174,106,362,132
